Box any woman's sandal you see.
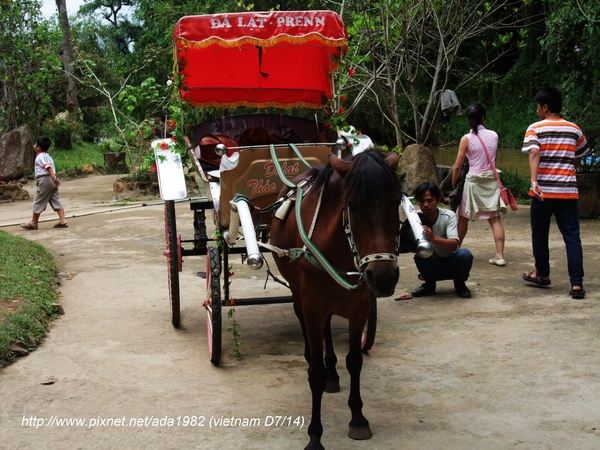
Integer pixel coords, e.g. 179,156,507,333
522,271,551,286
569,287,586,299
489,257,506,266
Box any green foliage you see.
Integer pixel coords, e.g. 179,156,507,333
52,141,106,172
0,231,60,367
97,138,123,154
41,116,80,149
3,0,600,158
227,308,243,358
499,168,530,200
0,0,64,134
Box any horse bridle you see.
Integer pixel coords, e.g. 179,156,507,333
343,207,400,272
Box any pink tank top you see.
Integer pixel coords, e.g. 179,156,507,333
465,126,498,174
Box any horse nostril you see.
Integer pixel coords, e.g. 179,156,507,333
365,265,399,297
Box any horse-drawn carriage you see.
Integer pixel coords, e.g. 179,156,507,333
157,10,430,449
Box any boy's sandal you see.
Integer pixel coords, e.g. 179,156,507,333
53,223,69,228
569,287,586,299
20,223,38,230
522,271,551,286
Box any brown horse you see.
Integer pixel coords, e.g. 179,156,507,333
270,149,402,450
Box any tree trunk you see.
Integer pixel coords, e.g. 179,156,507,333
55,0,79,146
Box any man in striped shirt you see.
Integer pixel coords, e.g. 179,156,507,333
521,86,590,299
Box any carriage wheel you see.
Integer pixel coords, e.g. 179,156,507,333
165,200,181,328
361,295,377,353
205,246,222,365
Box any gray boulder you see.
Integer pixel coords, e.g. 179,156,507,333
0,125,34,182
398,144,440,196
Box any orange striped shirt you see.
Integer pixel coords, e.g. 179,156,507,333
522,118,590,199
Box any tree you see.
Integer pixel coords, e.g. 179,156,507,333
334,0,530,148
539,0,600,137
0,0,63,134
78,0,140,54
56,0,79,139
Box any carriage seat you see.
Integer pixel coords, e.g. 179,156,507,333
215,144,331,228
188,115,336,227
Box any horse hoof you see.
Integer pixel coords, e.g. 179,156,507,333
349,424,372,440
325,379,340,393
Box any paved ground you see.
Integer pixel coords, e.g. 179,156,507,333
1,174,599,450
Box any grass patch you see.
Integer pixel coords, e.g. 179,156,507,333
0,231,60,367
52,141,106,173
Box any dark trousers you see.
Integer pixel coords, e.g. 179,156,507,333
414,248,473,283
530,198,584,287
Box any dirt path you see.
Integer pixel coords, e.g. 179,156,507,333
1,175,600,450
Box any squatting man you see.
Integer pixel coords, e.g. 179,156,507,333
410,182,474,298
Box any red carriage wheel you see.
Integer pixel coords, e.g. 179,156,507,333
205,246,222,365
164,200,181,328
361,295,377,353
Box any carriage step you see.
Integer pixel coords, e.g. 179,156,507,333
226,296,292,306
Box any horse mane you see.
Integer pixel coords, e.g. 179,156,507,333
344,150,402,210
298,150,401,210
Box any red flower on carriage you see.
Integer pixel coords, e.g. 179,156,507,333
160,142,170,150
346,68,356,77
150,161,157,172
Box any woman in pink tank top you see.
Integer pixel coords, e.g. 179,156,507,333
451,104,506,266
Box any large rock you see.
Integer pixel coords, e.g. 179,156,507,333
398,144,440,195
0,125,34,182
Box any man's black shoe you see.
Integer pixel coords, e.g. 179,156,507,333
411,282,436,297
454,280,471,298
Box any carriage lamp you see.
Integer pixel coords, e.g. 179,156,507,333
215,143,227,156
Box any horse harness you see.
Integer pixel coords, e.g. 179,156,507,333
262,168,401,290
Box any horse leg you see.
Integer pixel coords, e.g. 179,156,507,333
304,311,328,450
294,298,311,364
346,316,372,440
324,316,340,393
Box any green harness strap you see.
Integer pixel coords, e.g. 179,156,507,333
267,143,361,290
292,188,361,290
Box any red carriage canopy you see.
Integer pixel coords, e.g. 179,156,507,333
172,11,348,109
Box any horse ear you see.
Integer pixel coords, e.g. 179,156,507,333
385,151,400,170
329,153,353,177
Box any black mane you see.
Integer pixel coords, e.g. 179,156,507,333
344,151,402,209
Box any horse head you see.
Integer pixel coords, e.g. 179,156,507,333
330,150,402,297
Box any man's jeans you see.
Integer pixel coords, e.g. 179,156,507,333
530,198,584,287
414,248,473,283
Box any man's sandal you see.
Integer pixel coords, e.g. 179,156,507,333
522,271,551,286
20,223,38,230
569,287,586,299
